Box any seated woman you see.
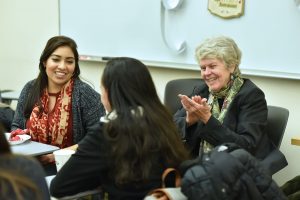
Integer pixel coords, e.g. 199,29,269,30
0,123,50,200
174,36,274,160
11,36,105,175
50,57,189,199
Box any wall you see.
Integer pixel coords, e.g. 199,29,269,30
59,0,300,79
0,0,300,186
0,0,59,90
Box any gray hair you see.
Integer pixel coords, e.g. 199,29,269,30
195,36,242,75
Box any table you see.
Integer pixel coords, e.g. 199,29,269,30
11,140,59,156
1,90,20,104
291,137,300,146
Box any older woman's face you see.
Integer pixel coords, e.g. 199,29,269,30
200,58,234,92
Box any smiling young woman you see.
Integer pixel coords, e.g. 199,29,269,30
11,36,105,176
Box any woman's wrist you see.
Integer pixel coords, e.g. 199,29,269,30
202,113,212,124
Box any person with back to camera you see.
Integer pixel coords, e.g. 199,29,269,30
50,57,189,200
0,122,50,200
10,35,105,175
174,36,276,160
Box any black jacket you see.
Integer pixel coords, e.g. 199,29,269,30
50,122,166,200
174,79,274,159
180,144,287,200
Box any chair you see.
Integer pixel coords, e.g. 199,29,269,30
0,89,15,105
0,93,15,132
262,105,289,175
164,78,289,174
164,78,203,115
266,105,289,148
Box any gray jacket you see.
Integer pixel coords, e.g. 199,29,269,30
11,78,105,144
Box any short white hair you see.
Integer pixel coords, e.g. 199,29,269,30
195,36,242,75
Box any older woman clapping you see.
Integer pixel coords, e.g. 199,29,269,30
175,36,274,160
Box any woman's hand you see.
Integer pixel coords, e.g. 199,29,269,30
178,94,211,126
9,128,29,140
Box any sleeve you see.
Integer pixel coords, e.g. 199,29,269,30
77,82,106,133
174,109,205,156
50,123,108,198
84,88,105,128
11,81,33,130
173,85,206,139
174,108,188,138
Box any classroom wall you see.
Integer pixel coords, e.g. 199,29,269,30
59,0,300,79
1,0,300,186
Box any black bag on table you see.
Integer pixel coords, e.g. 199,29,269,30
179,143,287,200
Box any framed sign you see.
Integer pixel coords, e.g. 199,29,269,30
208,0,245,19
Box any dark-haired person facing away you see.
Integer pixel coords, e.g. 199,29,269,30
50,57,189,200
11,36,105,175
0,123,50,200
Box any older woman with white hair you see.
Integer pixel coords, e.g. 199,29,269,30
175,36,274,160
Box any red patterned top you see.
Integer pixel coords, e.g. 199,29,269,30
26,79,74,148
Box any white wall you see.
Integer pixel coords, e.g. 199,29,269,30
1,0,300,186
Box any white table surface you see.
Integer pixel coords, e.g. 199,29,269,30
1,90,20,100
11,140,59,156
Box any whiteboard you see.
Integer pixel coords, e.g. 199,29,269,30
59,0,300,79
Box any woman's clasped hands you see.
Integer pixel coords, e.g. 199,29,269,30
178,94,211,125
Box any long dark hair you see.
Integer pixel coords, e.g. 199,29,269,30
101,57,189,185
24,35,80,118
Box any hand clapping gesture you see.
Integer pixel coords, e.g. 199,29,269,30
178,94,211,126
